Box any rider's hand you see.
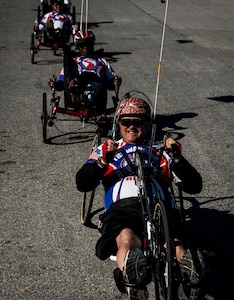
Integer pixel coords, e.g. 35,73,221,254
34,24,39,33
101,139,117,164
114,76,122,86
164,138,181,160
48,76,57,88
73,24,79,33
69,78,79,89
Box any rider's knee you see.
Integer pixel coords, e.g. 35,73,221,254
116,228,141,249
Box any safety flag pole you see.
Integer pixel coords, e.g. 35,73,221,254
80,0,84,31
85,0,88,32
80,0,89,32
149,0,169,161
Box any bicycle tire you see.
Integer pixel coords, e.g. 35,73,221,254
152,201,174,300
72,6,76,24
64,84,70,109
37,5,41,24
81,133,101,225
30,33,35,64
41,92,48,143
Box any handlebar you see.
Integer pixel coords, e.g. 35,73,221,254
117,148,137,173
116,148,159,178
115,136,180,178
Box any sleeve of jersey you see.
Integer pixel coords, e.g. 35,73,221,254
171,156,203,194
76,145,105,192
38,13,49,34
76,162,106,192
101,58,115,82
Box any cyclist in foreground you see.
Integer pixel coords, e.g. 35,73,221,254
76,94,205,299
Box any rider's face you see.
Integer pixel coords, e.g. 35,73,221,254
119,117,150,144
78,44,94,56
52,3,62,12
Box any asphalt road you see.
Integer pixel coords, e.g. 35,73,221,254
0,0,233,299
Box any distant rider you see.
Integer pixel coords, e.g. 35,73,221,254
49,29,121,116
34,0,74,45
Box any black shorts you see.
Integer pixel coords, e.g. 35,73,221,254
95,198,144,260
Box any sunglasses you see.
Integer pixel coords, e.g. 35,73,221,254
78,42,93,48
119,119,146,127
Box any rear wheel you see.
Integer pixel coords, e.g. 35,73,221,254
152,201,175,300
81,133,101,225
41,92,48,143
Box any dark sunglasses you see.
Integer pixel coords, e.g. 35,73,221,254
79,41,94,48
119,119,146,127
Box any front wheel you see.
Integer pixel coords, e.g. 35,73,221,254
152,201,175,300
41,92,48,143
81,133,101,225
30,33,35,64
72,6,76,24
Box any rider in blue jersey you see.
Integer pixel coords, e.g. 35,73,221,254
49,29,120,116
76,95,205,299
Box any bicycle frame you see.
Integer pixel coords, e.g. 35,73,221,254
119,148,179,300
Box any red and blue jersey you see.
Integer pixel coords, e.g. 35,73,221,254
73,56,115,83
58,55,116,83
38,11,73,35
87,138,176,210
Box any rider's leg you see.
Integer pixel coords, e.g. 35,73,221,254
62,20,71,44
168,208,186,260
45,20,55,41
116,228,149,299
116,228,142,271
96,90,107,115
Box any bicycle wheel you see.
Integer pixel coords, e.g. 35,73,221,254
80,133,101,225
72,6,76,24
30,33,35,64
41,92,48,143
37,5,41,24
152,201,174,300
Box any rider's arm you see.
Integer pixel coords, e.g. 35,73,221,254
99,58,118,90
76,140,119,192
37,12,50,35
162,138,202,194
76,161,107,192
63,51,78,83
170,156,203,194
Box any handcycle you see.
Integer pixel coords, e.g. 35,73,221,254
41,74,120,144
80,135,205,299
31,4,76,64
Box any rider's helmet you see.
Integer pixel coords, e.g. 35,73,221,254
116,97,152,121
74,30,96,46
51,0,64,5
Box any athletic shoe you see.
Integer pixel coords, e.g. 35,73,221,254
178,248,207,299
123,247,149,300
179,249,205,285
